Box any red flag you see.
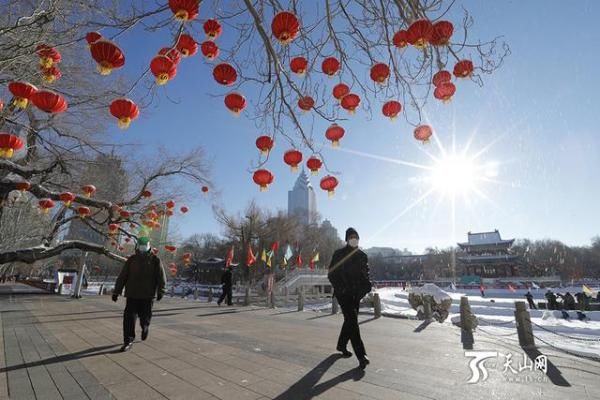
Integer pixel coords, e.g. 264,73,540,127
295,253,302,268
507,283,516,293
246,244,256,266
225,245,234,267
309,259,315,270
271,241,280,252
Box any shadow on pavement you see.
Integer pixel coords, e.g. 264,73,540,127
307,314,335,320
273,354,365,400
29,312,182,325
413,320,432,332
523,347,571,387
358,317,378,325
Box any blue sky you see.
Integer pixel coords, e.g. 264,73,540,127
106,1,600,253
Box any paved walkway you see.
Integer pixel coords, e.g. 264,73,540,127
1,283,599,399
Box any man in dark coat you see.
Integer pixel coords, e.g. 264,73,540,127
113,237,166,352
217,266,233,306
545,290,557,310
328,227,372,369
525,290,537,309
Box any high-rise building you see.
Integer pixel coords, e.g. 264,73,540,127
287,169,317,225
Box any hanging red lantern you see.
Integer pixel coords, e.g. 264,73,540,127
110,98,139,129
298,96,314,112
320,176,339,198
82,185,96,197
158,47,181,65
166,200,175,209
142,190,152,198
370,63,390,84
8,81,38,109
85,32,102,46
201,185,209,193
321,57,340,76
382,100,402,119
165,245,177,253
31,90,67,113
407,20,434,49
0,99,3,111
255,135,274,156
15,182,31,192
36,44,61,68
271,12,300,44
414,125,433,143
180,206,189,214
119,210,130,219
453,60,474,78
283,149,303,172
434,82,456,102
90,40,125,75
166,209,174,217
0,133,24,159
340,93,360,113
290,57,308,76
108,223,119,234
224,92,246,116
38,198,55,214
325,124,345,147
332,83,350,102
150,55,177,85
253,169,274,192
111,204,121,213
431,21,454,46
213,63,237,85
203,19,222,39
393,30,409,48
176,34,198,57
432,70,452,87
306,156,323,175
200,41,219,61
77,206,91,218
41,66,62,84
169,0,200,21
59,192,76,207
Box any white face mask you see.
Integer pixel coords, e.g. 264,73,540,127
348,238,359,248
138,243,150,252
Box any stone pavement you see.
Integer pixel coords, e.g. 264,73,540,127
1,283,599,400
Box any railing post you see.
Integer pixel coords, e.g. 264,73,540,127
193,287,198,300
332,293,339,314
284,286,289,307
423,295,432,320
98,284,104,296
460,296,475,349
298,286,304,311
373,292,382,318
244,285,250,306
515,301,535,348
270,290,275,309
208,287,213,303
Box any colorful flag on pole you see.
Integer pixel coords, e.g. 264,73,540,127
246,244,256,266
261,248,267,262
267,249,274,259
282,256,287,267
225,246,234,268
271,241,280,252
284,244,293,261
295,253,302,268
507,283,516,293
531,281,540,289
583,284,596,296
309,252,319,270
266,256,272,268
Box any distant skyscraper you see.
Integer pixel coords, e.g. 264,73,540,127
288,169,317,225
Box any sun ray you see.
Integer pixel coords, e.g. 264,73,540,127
327,144,434,171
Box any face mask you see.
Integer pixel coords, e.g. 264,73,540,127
348,238,359,248
138,243,150,252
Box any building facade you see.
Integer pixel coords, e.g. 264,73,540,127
457,230,520,279
287,169,317,226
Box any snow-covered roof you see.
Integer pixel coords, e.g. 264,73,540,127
457,230,514,247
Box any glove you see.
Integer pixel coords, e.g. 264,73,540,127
111,293,118,302
156,293,163,302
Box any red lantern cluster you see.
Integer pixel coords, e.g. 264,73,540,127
15,182,31,192
31,90,68,113
0,133,24,159
90,40,125,75
253,169,274,192
110,98,139,129
393,30,409,48
213,63,237,86
38,198,55,214
86,32,102,46
183,252,192,266
166,200,175,209
8,81,37,109
325,124,345,147
290,57,308,76
201,185,209,193
165,245,177,253
306,156,323,175
41,66,62,84
180,206,189,214
203,19,222,39
271,12,300,44
432,70,452,87
176,34,198,57
201,41,219,61
78,206,91,218
431,21,454,46
36,44,61,68
370,63,390,84
256,135,274,156
320,176,339,198
158,47,181,65
332,83,350,102
434,82,456,102
382,100,402,119
453,60,474,78
414,125,433,143
407,20,433,49
169,0,199,22
82,185,96,197
224,92,246,116
142,190,152,198
341,94,360,113
322,57,340,77
108,223,119,234
298,96,314,112
150,55,177,85
284,150,303,172
59,192,75,207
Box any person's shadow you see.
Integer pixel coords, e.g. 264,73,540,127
273,354,365,400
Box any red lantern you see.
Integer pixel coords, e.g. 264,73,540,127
340,94,360,113
0,133,24,159
201,186,209,193
169,0,199,21
125,237,131,243
15,182,31,192
166,209,174,217
306,156,323,175
142,190,152,198
432,70,452,87
59,192,76,207
180,206,189,214
38,198,55,214
0,99,3,111
382,100,402,119
108,223,119,234
165,245,177,253
158,47,181,65
370,63,390,84
431,21,454,46
36,44,61,68
271,12,300,44
434,82,456,102
8,81,38,109
41,66,62,84
407,20,433,49
152,248,159,255
110,98,139,129
290,57,308,76
213,63,237,85
150,55,177,85
255,135,274,156
393,30,409,48
253,169,274,192
166,200,175,209
176,34,198,57
325,124,345,147
321,57,340,76
78,206,91,218
82,185,96,197
298,96,314,112
203,19,222,39
332,83,350,101
284,149,303,172
320,176,339,198
120,210,130,219
200,41,219,61
31,90,67,113
224,92,246,116
85,32,102,46
414,125,433,143
453,60,474,78
90,40,125,75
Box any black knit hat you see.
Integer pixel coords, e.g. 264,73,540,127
345,227,359,241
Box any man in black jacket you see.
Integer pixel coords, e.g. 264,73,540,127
217,266,233,306
328,227,372,369
113,237,167,352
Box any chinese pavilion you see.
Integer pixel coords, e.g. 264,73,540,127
457,230,519,278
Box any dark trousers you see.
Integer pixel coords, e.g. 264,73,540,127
527,299,537,309
337,295,366,358
123,298,153,344
218,286,232,305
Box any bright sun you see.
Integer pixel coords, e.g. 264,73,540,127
431,155,478,194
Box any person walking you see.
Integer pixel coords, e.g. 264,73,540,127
112,237,166,352
328,227,372,369
217,266,233,306
525,290,537,310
